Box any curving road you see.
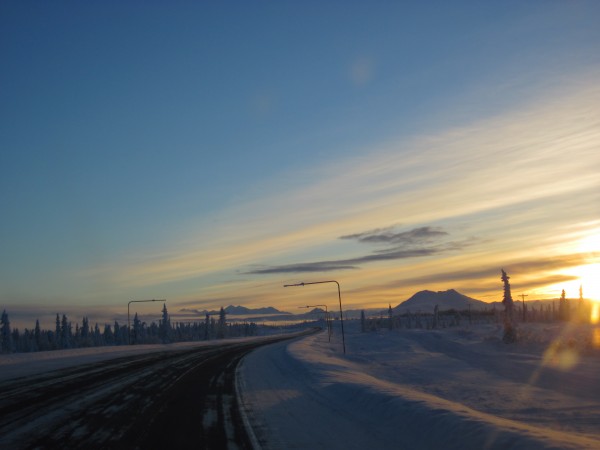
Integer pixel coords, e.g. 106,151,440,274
0,333,309,449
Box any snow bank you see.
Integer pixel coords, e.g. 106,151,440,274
239,321,600,449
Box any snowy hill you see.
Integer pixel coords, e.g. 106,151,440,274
394,289,489,313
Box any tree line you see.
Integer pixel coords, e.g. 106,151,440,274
360,270,595,338
0,305,259,354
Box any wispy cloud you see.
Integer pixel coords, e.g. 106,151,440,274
74,74,600,309
354,252,598,304
340,226,447,245
247,261,359,274
246,225,464,274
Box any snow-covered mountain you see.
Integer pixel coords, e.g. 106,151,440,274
224,305,290,315
179,305,291,317
393,289,489,313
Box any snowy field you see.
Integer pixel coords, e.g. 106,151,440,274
238,320,600,450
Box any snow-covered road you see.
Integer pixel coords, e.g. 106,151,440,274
238,322,600,450
0,334,306,449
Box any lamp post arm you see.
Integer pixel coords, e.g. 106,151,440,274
127,299,166,345
284,280,345,354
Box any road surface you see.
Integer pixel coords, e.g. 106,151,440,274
0,334,306,449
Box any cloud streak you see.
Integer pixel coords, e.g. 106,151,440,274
360,252,598,303
246,225,462,274
340,226,447,246
61,74,600,311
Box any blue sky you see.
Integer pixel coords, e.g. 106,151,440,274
2,2,600,327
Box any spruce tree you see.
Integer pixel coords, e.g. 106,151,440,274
93,323,102,346
1,310,12,353
34,320,41,351
501,269,517,343
217,307,226,339
81,317,91,347
160,304,170,343
114,321,122,345
558,289,569,321
61,314,71,349
54,314,61,349
104,324,114,345
133,313,141,344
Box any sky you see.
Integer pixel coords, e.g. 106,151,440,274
1,1,600,328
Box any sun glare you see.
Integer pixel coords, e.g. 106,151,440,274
571,230,600,302
580,264,600,302
578,229,600,254
560,264,600,302
541,262,600,308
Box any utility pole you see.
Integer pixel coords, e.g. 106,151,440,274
520,294,528,322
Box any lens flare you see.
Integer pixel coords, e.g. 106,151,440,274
593,328,600,348
542,341,579,371
591,303,600,325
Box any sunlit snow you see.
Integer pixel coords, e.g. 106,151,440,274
239,320,600,449
3,322,600,449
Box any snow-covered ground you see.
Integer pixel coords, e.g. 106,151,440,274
3,322,600,449
238,321,600,450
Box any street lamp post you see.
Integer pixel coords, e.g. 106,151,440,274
299,304,331,341
284,280,346,354
127,299,166,345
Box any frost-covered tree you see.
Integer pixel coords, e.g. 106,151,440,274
1,310,12,353
558,289,570,321
34,319,42,351
360,310,366,332
93,323,102,346
204,314,210,340
11,328,20,352
217,307,226,339
433,305,439,329
501,269,517,343
103,323,114,345
132,313,142,344
114,321,123,345
81,317,91,347
54,314,61,349
578,285,584,319
159,303,170,343
61,314,72,349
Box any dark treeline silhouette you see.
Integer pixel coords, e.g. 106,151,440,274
361,298,596,333
0,305,259,354
361,296,596,333
361,271,595,337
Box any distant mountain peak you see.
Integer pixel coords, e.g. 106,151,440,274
224,305,289,315
394,289,487,312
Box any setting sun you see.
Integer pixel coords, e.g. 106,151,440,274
545,264,600,303
578,263,600,302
